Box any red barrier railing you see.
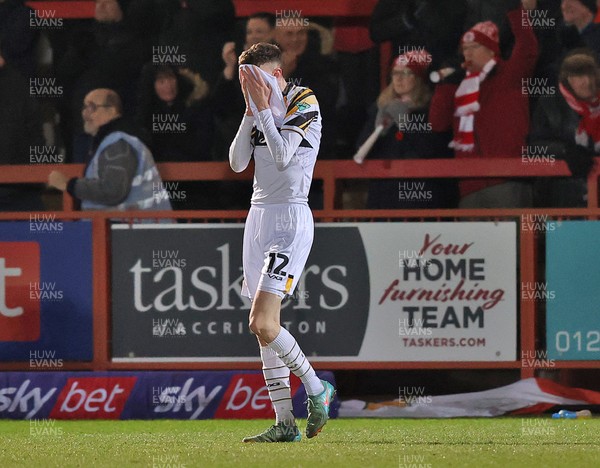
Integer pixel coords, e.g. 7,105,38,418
1,158,598,211
26,0,379,19
1,159,599,376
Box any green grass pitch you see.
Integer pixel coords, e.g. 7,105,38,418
0,418,599,467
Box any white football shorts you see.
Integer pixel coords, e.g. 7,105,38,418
241,203,314,300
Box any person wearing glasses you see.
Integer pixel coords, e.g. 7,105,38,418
48,88,172,211
429,1,538,208
356,50,457,209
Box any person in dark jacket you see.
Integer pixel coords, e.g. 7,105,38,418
136,64,220,210
48,88,171,212
530,49,600,206
157,0,236,87
0,0,39,77
137,64,213,162
370,0,469,69
0,53,45,211
274,20,339,158
356,51,457,209
212,12,276,160
560,0,600,58
56,0,148,162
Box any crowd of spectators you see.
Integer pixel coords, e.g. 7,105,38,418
1,0,600,211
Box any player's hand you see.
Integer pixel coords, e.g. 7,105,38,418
179,68,209,104
241,67,271,112
222,42,237,66
222,42,237,80
522,0,537,10
48,170,69,191
240,71,253,116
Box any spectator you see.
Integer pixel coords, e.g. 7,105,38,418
464,1,561,109
530,49,599,206
560,0,600,57
274,20,339,158
356,51,457,209
244,12,277,50
137,64,213,162
221,12,276,83
0,0,39,77
370,0,469,69
158,0,236,87
334,16,379,156
56,0,148,162
516,1,595,92
465,0,527,58
0,53,45,211
137,64,218,210
212,12,276,160
429,3,538,208
522,1,563,88
465,1,558,95
48,88,172,211
465,0,514,27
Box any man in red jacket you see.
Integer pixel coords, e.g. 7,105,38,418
429,3,538,208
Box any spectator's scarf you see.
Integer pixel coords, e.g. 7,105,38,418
449,59,497,152
559,83,600,152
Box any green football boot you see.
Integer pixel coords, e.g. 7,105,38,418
242,421,301,443
306,380,336,438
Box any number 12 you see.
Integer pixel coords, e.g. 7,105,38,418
266,252,289,276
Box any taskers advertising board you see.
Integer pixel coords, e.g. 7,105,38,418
111,223,516,362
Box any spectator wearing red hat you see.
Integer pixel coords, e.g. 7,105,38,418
356,50,457,209
429,2,538,208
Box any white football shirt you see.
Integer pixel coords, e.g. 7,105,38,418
229,84,322,205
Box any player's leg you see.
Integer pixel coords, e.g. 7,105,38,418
242,207,300,442
251,290,334,439
260,317,335,437
242,294,300,443
242,337,301,443
257,204,335,438
258,336,295,426
241,209,299,442
250,291,324,394
244,205,335,439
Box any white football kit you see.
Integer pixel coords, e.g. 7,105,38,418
229,83,322,299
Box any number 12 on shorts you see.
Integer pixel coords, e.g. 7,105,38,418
265,252,294,293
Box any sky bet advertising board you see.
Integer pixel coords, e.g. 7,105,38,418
0,220,93,362
0,371,337,420
111,222,516,362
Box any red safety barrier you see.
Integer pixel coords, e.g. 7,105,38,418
27,0,94,18
26,0,378,19
0,158,597,211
